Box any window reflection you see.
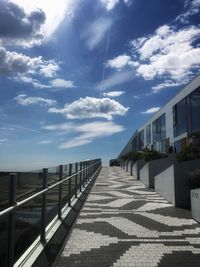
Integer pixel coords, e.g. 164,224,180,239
191,87,200,133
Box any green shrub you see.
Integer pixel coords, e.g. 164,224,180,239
123,151,142,161
176,144,200,162
141,150,167,162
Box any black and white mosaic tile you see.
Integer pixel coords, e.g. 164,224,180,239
57,167,200,267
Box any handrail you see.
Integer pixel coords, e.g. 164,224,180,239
0,158,102,267
0,160,101,218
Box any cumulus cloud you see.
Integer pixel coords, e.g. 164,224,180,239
0,0,45,46
141,107,160,114
103,91,125,97
15,94,57,106
48,97,129,120
0,46,59,78
106,54,138,70
11,0,78,40
82,17,112,50
107,24,200,93
134,25,200,81
43,121,125,148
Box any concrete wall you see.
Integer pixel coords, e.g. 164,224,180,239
155,165,175,204
140,162,150,186
174,159,200,209
132,159,146,179
191,188,200,223
140,157,174,188
155,159,200,209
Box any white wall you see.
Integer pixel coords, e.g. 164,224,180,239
191,188,200,223
154,165,175,204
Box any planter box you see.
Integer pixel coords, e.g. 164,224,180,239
132,159,146,179
140,157,173,188
155,159,200,209
191,188,200,223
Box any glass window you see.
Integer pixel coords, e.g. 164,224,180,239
153,114,166,143
138,130,144,150
132,136,138,152
190,87,200,133
146,124,151,145
173,98,187,137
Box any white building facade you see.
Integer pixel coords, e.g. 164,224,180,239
118,74,200,158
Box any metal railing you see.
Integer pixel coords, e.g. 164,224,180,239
0,159,101,267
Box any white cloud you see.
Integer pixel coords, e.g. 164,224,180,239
141,107,160,114
48,97,129,120
82,17,112,50
133,95,140,99
103,91,125,97
39,62,60,78
15,94,57,106
176,0,200,24
152,80,187,93
131,25,200,84
50,78,75,88
100,0,134,10
108,24,200,94
17,76,75,89
38,140,53,144
96,70,135,90
106,54,138,70
11,0,78,40
100,0,119,10
43,121,125,149
0,46,59,78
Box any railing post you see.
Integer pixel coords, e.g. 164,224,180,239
58,165,63,219
83,161,86,187
68,164,72,206
8,173,17,267
85,161,88,184
41,168,48,243
75,162,78,198
79,162,82,192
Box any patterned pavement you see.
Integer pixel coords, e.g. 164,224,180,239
57,167,200,267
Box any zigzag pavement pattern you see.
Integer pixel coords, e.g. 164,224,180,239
57,166,200,267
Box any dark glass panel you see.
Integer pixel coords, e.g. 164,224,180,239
16,172,43,202
138,130,144,150
46,185,59,226
173,98,187,137
146,124,151,145
0,215,9,266
191,87,200,133
0,173,9,211
14,196,42,262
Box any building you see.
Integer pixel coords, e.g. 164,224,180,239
118,74,200,159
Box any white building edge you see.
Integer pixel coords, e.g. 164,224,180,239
118,73,200,159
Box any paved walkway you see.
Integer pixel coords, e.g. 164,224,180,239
57,167,200,267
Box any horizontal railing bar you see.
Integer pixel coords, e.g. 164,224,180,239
0,160,101,218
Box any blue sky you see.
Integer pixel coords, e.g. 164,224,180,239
0,0,200,170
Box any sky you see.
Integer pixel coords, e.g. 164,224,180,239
0,0,200,170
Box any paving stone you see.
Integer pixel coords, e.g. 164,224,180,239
57,167,200,267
